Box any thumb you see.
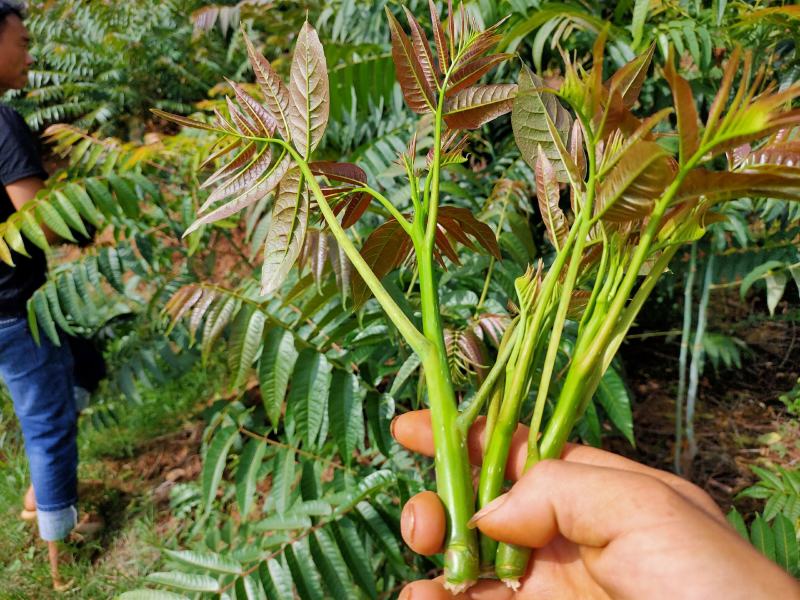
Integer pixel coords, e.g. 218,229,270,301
469,459,687,548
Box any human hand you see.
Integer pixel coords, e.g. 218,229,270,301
393,409,800,600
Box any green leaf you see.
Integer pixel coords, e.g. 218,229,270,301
355,502,406,574
512,65,571,183
727,508,749,541
53,189,89,237
236,438,267,518
272,447,296,515
258,328,298,429
772,514,799,574
201,426,239,515
145,572,220,593
630,0,649,48
98,246,125,292
290,349,332,451
20,211,49,251
63,183,103,228
751,465,787,492
329,370,363,464
284,540,325,600
751,514,776,561
108,174,140,218
389,353,421,396
595,368,635,445
36,198,75,242
44,281,75,336
163,549,243,575
308,528,358,600
84,178,119,218
261,167,309,295
765,272,788,316
31,289,59,345
228,306,267,388
258,559,294,600
330,519,376,598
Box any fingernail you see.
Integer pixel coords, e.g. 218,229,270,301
398,587,412,600
401,502,416,545
390,416,400,440
468,493,509,528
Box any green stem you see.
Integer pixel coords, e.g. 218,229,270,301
269,139,430,357
414,73,479,588
346,186,413,234
457,319,519,434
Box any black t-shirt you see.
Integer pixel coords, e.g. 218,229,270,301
0,105,47,315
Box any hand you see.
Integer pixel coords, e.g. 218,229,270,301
393,409,800,600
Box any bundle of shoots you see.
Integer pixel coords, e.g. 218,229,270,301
155,1,800,592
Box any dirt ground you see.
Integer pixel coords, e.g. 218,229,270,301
612,303,800,514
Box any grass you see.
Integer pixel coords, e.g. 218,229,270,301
0,357,224,599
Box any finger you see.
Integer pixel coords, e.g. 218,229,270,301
399,577,515,599
559,445,725,522
470,459,699,549
401,491,446,556
392,410,723,521
392,410,529,481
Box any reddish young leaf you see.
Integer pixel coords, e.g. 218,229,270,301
151,109,220,132
310,161,370,228
446,53,513,96
289,21,330,158
663,48,700,163
434,225,461,264
535,148,568,251
202,146,274,207
428,0,450,74
386,7,435,114
351,218,413,307
443,84,517,130
438,206,501,258
201,142,256,191
403,6,439,92
606,43,655,109
704,47,742,143
596,140,674,222
226,80,279,137
262,167,310,294
676,169,800,204
474,313,511,347
226,96,258,137
188,154,291,235
243,33,294,141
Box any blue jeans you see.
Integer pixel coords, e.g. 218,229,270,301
0,316,78,540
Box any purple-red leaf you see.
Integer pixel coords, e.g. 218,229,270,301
446,53,513,96
351,218,413,307
535,148,568,251
428,0,449,74
606,43,655,109
386,7,435,114
438,206,501,259
443,84,517,130
289,21,330,158
403,6,439,92
261,167,310,294
663,48,700,163
243,33,294,141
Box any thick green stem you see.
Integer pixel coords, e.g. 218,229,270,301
417,236,480,588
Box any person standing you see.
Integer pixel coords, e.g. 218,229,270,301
0,1,99,589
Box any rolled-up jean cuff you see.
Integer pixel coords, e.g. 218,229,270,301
37,505,78,541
